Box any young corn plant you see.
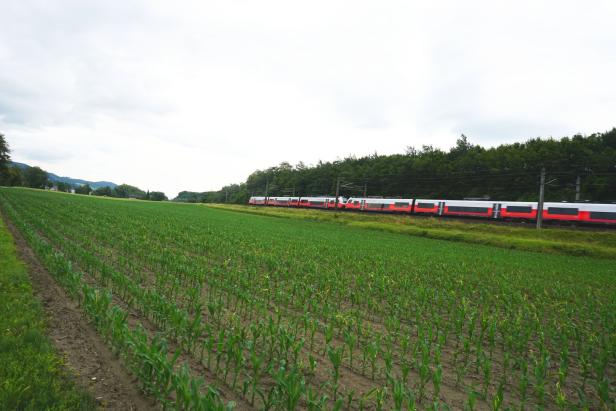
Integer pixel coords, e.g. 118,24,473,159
305,386,329,411
491,381,503,411
327,344,345,401
432,364,442,402
555,381,567,410
375,387,388,411
343,328,357,369
274,365,305,411
465,389,478,411
533,350,550,406
480,352,492,398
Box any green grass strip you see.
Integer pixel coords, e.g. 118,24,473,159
0,215,95,411
210,204,616,259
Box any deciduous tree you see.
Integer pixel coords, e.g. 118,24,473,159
23,166,49,189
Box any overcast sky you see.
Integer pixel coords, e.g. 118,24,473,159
1,1,615,197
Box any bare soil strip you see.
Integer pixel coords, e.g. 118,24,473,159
4,215,155,411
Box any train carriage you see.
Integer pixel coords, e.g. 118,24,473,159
248,196,266,205
499,201,537,219
541,202,581,221
346,198,413,213
413,199,441,215
580,203,616,224
345,198,362,210
250,196,616,225
541,202,616,224
442,200,495,218
266,196,300,207
297,196,346,209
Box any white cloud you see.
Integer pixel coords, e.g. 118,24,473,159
1,0,615,197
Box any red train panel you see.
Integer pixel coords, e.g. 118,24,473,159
248,197,616,225
414,200,439,214
442,201,493,218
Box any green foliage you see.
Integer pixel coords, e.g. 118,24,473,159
174,185,249,204
0,189,233,410
2,188,615,410
174,190,206,202
74,184,92,195
92,185,114,196
113,183,146,199
213,204,616,259
23,166,49,189
0,166,22,187
206,129,616,203
55,181,73,192
0,214,95,410
0,133,10,172
147,191,167,201
92,185,168,201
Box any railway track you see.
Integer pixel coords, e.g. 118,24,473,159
250,204,616,231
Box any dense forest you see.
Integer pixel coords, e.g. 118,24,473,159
3,130,615,204
189,129,616,204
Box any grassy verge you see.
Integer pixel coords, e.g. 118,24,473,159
209,204,616,259
0,215,95,410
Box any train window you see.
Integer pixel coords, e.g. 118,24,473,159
366,203,383,209
506,206,532,213
447,206,489,213
589,211,616,220
394,202,409,207
354,201,360,206
309,201,324,206
547,207,578,215
417,202,434,209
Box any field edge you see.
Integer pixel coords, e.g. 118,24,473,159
0,210,154,411
208,204,616,259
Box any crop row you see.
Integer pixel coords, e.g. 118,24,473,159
0,188,614,410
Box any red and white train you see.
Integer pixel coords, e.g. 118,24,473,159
248,196,616,225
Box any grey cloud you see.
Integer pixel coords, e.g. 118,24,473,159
17,147,73,163
1,0,615,197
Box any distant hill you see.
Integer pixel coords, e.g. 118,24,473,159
10,162,117,190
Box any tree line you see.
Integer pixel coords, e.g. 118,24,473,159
0,134,167,201
4,129,615,205
188,129,616,204
88,185,168,201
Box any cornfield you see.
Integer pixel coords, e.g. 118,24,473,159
0,188,614,410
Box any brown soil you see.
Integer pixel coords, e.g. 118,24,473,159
3,214,156,411
3,201,604,410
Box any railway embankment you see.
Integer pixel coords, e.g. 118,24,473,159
211,204,616,259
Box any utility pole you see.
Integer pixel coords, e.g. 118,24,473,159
265,179,269,205
536,168,545,229
334,176,341,210
363,183,367,198
575,175,581,201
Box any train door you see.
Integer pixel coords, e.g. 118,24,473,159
492,203,501,219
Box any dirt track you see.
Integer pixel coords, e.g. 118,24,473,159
3,214,155,411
